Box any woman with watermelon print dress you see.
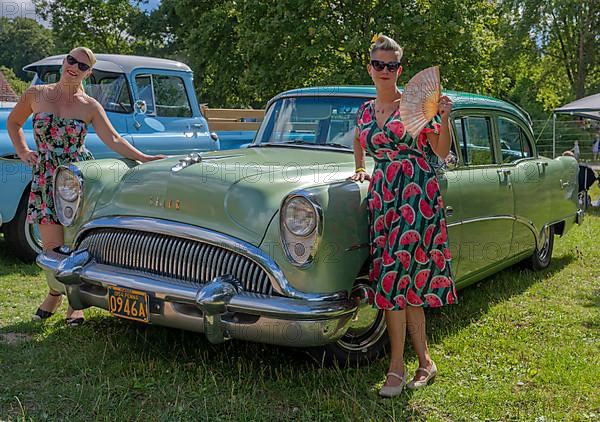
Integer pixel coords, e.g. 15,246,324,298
7,47,164,326
350,35,458,398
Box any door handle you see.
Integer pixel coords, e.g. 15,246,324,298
496,169,512,188
445,206,454,217
191,123,204,128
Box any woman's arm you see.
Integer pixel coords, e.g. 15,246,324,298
90,101,164,162
349,128,370,182
426,95,453,160
7,86,39,165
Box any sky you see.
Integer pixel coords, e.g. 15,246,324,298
0,0,161,22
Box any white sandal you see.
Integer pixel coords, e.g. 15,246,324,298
407,361,437,389
379,372,406,398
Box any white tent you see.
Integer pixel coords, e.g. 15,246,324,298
551,93,600,157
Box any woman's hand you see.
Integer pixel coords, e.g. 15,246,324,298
348,169,370,183
140,154,167,163
438,95,453,120
18,149,39,167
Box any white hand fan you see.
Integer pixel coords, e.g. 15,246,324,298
399,66,441,139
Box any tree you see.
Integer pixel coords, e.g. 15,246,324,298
0,17,55,80
33,0,146,54
506,0,599,100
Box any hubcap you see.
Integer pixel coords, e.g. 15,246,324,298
537,226,551,262
337,284,387,352
25,221,43,253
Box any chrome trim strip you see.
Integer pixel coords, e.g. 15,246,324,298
73,217,347,302
452,212,579,250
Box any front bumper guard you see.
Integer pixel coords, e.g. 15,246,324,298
38,249,357,347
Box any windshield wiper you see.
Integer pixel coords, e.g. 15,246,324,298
253,140,351,149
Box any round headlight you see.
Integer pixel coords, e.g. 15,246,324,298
284,196,317,237
56,169,81,202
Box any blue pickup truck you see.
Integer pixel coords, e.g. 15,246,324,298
0,54,257,261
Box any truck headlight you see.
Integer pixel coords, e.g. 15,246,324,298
53,165,83,227
280,193,322,267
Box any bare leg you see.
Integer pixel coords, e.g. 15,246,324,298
38,224,83,320
406,306,434,382
383,309,407,387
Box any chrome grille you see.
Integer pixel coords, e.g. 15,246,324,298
77,228,273,295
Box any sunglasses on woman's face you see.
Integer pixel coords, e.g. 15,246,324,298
370,59,401,72
66,54,91,72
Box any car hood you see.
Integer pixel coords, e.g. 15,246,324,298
101,147,356,245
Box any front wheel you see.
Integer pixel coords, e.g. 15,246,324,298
528,225,554,270
309,283,388,366
3,188,42,263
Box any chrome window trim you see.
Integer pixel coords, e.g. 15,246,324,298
74,216,346,302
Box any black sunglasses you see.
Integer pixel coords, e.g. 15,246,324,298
370,59,401,72
66,54,91,72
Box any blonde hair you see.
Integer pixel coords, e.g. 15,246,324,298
370,35,403,61
69,46,97,67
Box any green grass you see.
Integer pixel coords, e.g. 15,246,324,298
1,196,599,420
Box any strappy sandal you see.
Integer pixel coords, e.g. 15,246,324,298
65,317,85,327
379,372,406,398
32,292,63,321
407,361,437,389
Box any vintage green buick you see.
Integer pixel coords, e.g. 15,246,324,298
38,87,583,363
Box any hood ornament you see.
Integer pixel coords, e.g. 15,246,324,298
172,152,202,173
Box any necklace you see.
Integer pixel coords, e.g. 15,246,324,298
374,99,400,115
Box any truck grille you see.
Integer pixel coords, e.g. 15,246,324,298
77,228,273,295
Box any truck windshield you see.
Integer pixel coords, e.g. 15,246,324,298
33,68,132,114
254,96,368,149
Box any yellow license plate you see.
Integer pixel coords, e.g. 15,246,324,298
108,286,149,323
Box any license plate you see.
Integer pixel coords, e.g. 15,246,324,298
108,286,149,323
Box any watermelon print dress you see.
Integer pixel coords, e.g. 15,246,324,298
357,100,458,310
27,112,93,225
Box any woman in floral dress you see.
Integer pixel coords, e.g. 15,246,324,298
7,47,164,325
350,35,457,397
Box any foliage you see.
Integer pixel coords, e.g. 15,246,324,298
0,17,55,80
33,0,146,54
0,66,29,96
498,0,599,109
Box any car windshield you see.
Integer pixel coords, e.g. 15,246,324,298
254,96,368,149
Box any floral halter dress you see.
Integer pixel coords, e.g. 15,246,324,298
27,112,93,225
357,100,458,310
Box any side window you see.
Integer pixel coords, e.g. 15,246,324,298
135,75,156,115
134,74,192,118
498,117,531,163
153,75,192,117
457,116,495,165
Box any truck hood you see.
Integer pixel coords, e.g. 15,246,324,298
98,147,356,245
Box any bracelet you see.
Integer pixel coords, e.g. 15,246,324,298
355,167,366,173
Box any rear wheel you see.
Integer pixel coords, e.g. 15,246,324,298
3,188,42,263
310,283,388,366
528,225,554,270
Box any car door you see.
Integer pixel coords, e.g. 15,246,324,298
130,70,215,155
495,114,549,257
452,112,515,281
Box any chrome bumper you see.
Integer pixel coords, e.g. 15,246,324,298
37,249,357,347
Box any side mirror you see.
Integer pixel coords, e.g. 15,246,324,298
134,100,147,115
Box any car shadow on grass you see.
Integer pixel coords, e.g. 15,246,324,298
424,255,574,346
0,235,40,277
